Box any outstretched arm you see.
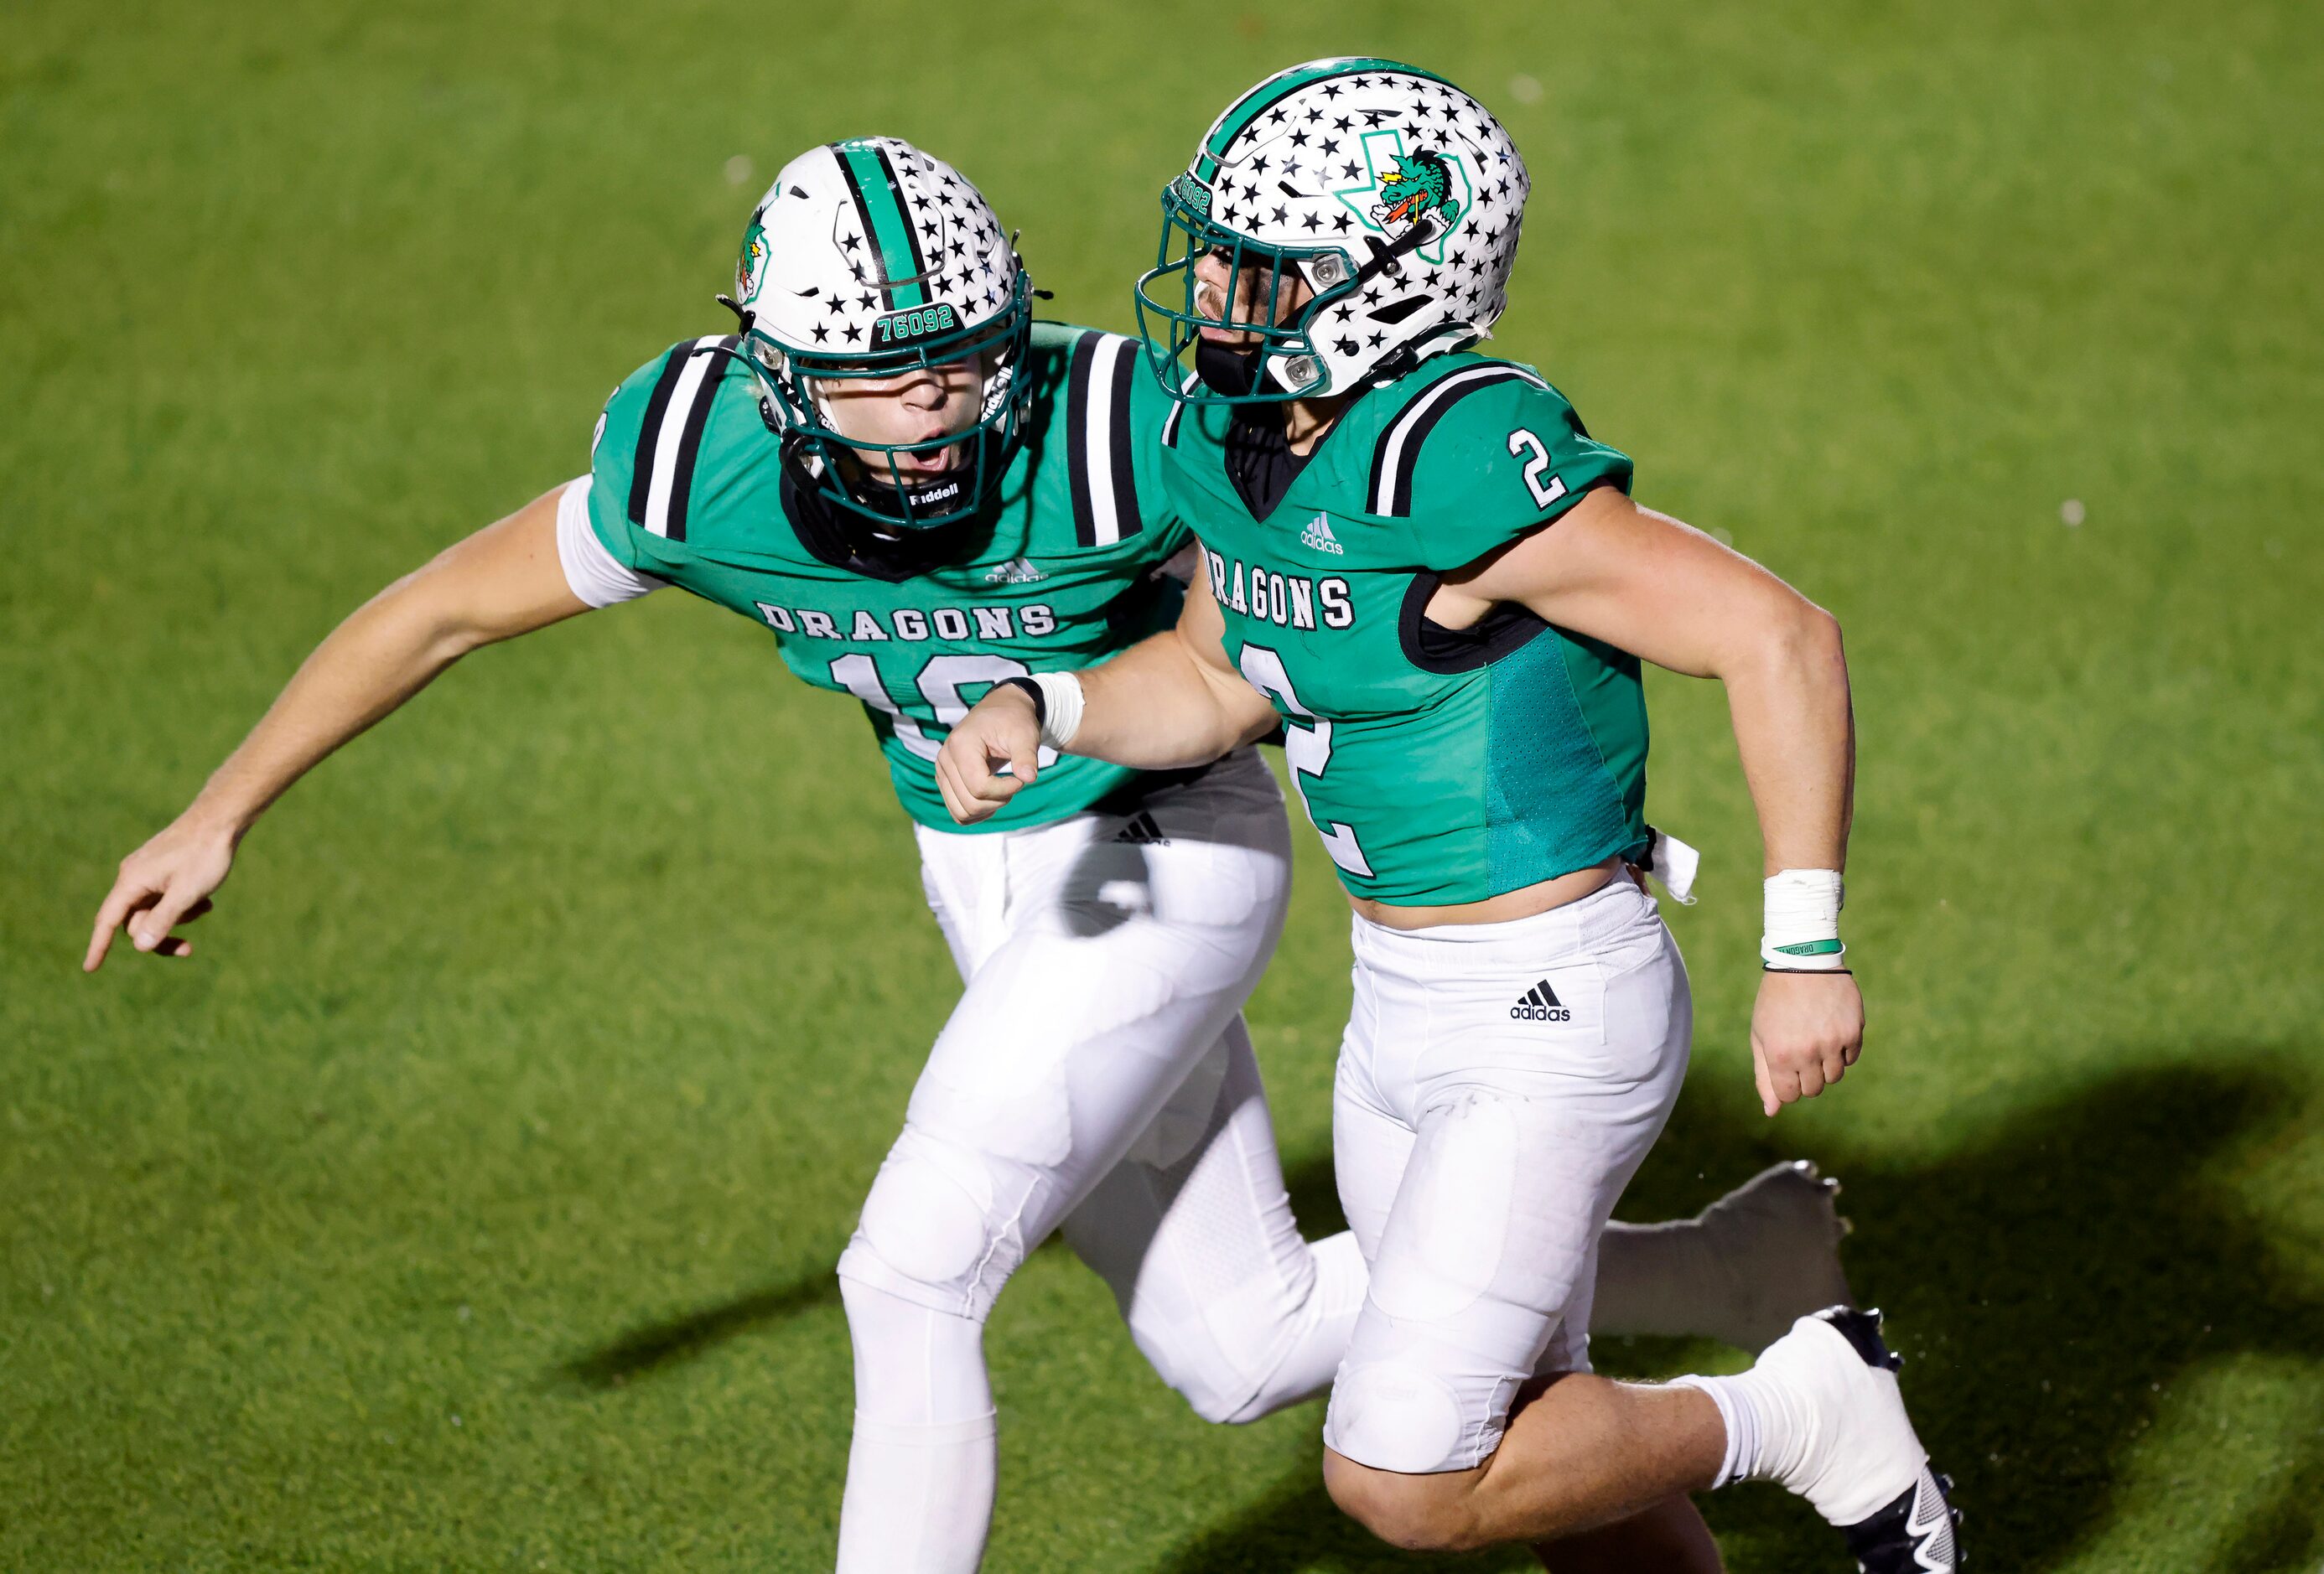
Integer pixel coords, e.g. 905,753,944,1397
933,568,1277,825
1445,485,1860,1116
85,483,594,971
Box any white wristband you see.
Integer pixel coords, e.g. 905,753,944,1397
1030,671,1085,752
1763,868,1846,970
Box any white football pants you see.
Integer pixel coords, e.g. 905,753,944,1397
833,750,1367,1572
1324,872,1693,1475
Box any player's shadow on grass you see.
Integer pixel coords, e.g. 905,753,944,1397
550,1051,2324,1571
1154,1050,2324,1574
559,1276,839,1390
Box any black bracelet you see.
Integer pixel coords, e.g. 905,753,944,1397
994,675,1046,728
1763,966,1855,976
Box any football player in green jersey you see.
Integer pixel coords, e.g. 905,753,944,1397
89,135,1855,1572
939,60,1961,1574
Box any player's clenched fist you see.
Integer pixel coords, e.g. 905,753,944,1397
86,813,239,971
1748,970,1865,1116
935,682,1045,826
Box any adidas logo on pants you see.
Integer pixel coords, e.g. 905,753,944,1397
1511,981,1572,1023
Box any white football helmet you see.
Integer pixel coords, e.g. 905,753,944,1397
1134,59,1529,402
729,137,1033,530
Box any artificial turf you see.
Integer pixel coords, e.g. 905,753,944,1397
4,0,2321,1567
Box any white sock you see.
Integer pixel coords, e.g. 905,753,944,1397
1677,1317,1932,1530
1673,1368,1790,1489
835,1277,997,1574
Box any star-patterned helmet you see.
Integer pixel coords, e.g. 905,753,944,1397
1133,59,1528,404
730,137,1033,531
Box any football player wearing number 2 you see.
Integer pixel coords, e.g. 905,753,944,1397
89,137,1855,1571
939,60,1963,1573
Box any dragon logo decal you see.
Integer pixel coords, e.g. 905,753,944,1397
1332,132,1471,264
1372,150,1455,231
736,206,771,305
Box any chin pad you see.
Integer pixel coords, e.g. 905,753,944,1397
1196,338,1265,399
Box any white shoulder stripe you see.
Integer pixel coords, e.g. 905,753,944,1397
1160,368,1201,448
1368,363,1548,515
1082,334,1129,546
642,335,725,538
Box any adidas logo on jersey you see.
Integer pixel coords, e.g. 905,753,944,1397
984,557,1046,585
1511,981,1571,1023
1112,810,1170,846
1299,513,1346,556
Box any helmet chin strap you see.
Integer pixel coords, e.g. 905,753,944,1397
1196,337,1265,399
715,293,756,334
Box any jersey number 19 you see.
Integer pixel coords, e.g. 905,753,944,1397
832,653,1061,769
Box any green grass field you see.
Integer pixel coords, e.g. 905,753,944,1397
7,0,2322,1567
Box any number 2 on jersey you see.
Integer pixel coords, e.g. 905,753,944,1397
1235,644,1373,879
1508,428,1570,510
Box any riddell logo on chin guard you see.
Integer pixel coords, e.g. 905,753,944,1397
1511,981,1570,1022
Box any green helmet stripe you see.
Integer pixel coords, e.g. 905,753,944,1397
834,141,929,310
1193,58,1450,181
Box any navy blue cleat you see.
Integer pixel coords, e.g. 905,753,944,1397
1843,1464,1963,1571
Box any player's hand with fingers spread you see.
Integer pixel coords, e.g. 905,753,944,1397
935,681,1045,825
1749,970,1865,1116
81,484,596,975
85,810,242,971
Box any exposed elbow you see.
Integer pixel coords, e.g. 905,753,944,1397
371,577,493,671
430,624,490,665
1772,598,1844,681
1711,596,1846,709
1805,600,1844,663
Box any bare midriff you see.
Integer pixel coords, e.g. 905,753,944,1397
1349,856,1635,931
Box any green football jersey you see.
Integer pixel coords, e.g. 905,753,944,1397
1162,353,1649,904
586,323,1191,833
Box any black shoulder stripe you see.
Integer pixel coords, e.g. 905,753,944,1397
1367,365,1546,517
1105,338,1144,541
662,336,738,543
630,336,734,540
1064,334,1143,547
628,348,694,526
1065,331,1101,546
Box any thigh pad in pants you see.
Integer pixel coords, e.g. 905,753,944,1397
839,754,1290,1321
1324,888,1689,1473
1324,1090,1616,1473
